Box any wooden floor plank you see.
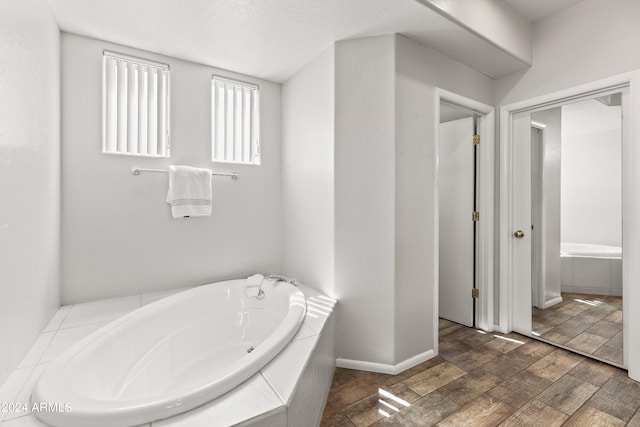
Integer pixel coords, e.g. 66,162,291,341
435,395,513,427
320,319,638,427
499,400,568,427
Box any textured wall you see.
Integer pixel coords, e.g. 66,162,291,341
282,46,335,296
61,33,283,303
495,0,640,104
0,0,61,383
561,101,622,246
334,34,494,368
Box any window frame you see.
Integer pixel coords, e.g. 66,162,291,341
102,50,171,158
211,75,261,165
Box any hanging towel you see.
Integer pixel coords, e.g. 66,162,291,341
166,165,212,218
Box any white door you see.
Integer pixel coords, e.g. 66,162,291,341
511,112,533,335
439,117,475,327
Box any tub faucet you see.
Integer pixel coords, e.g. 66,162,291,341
245,274,266,299
265,274,299,286
246,274,299,300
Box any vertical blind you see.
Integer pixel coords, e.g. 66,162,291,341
103,51,170,157
211,76,260,164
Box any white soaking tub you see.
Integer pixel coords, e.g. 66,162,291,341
32,277,306,427
561,242,622,259
561,243,622,295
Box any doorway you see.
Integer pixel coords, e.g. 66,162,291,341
438,108,478,327
528,96,623,366
499,76,640,380
435,89,495,335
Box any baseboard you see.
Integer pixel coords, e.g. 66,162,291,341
543,296,563,309
561,285,613,296
493,324,505,333
336,349,435,375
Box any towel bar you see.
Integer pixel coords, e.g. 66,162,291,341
130,166,239,180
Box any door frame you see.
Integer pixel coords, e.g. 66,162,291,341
498,71,640,380
530,125,542,309
434,88,495,339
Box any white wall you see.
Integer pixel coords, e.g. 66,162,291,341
394,35,494,363
333,34,494,368
0,0,60,383
335,35,397,366
282,47,335,296
495,0,640,105
421,0,532,65
530,108,562,307
561,100,622,246
61,33,283,303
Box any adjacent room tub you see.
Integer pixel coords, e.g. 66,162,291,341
561,243,622,295
32,278,307,427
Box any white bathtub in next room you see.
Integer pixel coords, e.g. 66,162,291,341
561,243,622,296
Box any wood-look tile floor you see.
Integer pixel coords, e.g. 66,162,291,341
320,318,640,426
532,293,622,365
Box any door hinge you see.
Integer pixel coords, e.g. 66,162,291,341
472,211,480,222
473,134,480,145
472,288,479,299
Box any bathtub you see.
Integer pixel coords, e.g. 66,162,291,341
32,277,307,427
561,243,622,296
561,242,622,259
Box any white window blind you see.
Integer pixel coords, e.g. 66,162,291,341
103,51,170,157
211,76,260,165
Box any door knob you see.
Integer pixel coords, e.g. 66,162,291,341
513,230,525,238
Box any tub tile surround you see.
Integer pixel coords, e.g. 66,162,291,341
261,336,319,404
59,295,142,328
152,375,287,427
41,306,72,333
0,282,336,427
17,335,54,370
561,257,622,296
0,294,147,425
3,365,50,422
39,323,108,364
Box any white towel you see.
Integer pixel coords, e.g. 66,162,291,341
166,165,212,218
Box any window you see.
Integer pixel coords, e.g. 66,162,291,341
211,76,260,165
103,51,170,157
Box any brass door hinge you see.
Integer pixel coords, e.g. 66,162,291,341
472,211,480,222
473,134,480,145
472,288,479,299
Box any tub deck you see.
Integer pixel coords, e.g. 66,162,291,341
1,283,336,427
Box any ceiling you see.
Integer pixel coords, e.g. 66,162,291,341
46,0,584,83
503,0,584,23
